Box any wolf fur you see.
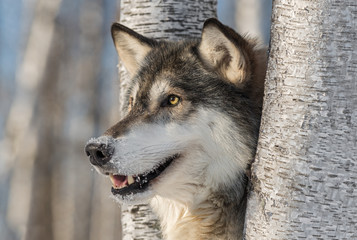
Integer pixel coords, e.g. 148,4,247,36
85,18,267,240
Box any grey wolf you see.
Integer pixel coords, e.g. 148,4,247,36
85,18,267,239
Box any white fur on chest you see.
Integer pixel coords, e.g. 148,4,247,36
151,195,224,240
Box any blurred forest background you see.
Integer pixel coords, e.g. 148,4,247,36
0,0,271,239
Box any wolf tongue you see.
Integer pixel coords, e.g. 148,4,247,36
110,174,128,189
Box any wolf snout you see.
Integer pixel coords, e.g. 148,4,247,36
85,140,114,166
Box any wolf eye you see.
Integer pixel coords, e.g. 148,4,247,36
166,95,180,106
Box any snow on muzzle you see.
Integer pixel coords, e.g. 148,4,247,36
85,137,114,166
85,136,181,196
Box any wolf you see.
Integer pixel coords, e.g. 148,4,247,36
85,18,267,240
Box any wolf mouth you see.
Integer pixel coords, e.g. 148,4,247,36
110,154,180,196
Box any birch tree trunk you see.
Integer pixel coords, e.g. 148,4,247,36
245,0,357,239
3,1,121,240
5,1,62,238
117,1,217,239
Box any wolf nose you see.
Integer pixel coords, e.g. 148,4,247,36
85,142,113,166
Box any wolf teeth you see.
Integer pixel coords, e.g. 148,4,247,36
109,174,135,189
128,176,135,185
109,174,119,189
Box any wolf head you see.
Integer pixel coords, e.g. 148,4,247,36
85,18,266,206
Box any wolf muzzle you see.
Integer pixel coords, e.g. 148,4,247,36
85,139,114,166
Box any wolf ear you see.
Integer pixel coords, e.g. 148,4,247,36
111,23,157,76
199,18,252,86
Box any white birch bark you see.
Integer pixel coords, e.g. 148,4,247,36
244,0,357,239
117,1,217,239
